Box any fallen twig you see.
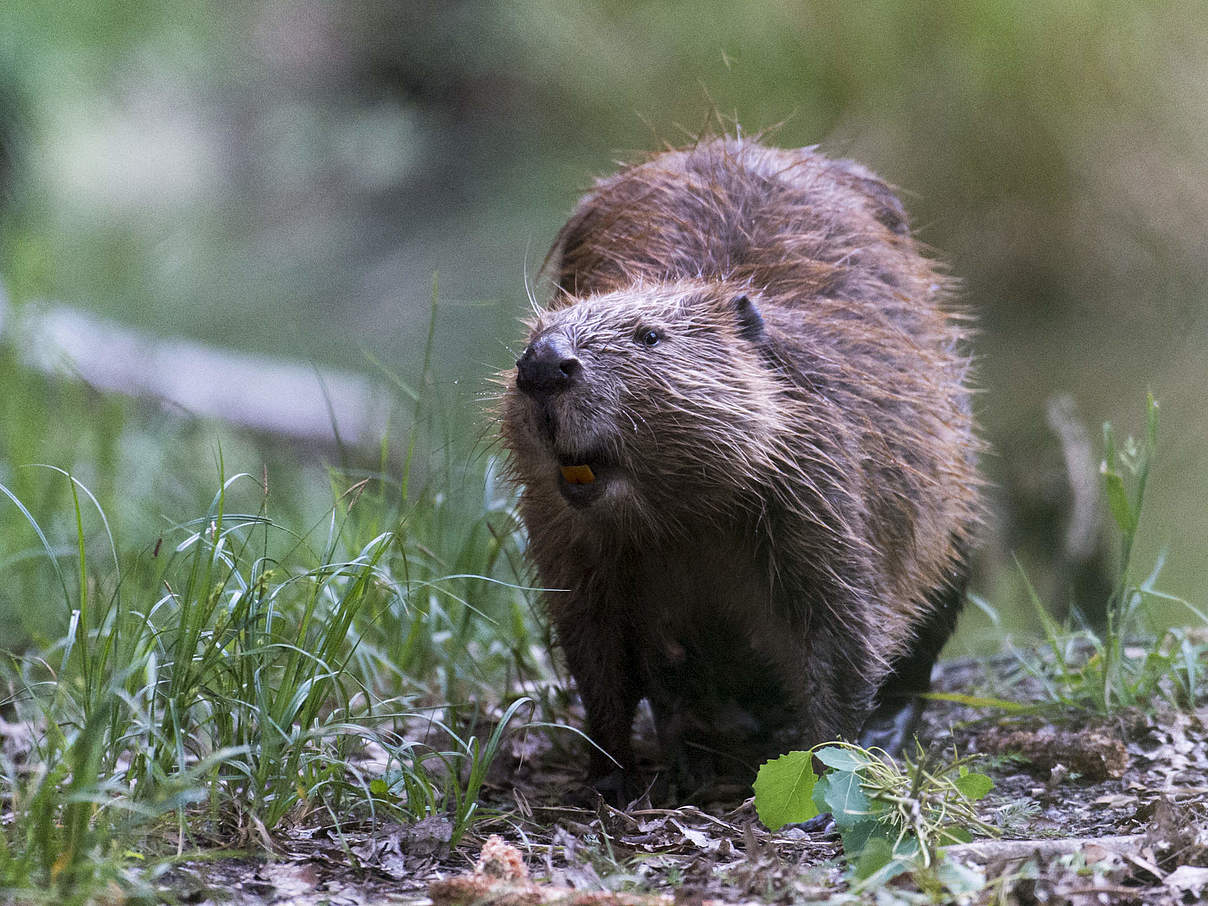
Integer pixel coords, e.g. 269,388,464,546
946,834,1145,862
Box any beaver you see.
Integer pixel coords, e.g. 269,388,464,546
500,136,980,800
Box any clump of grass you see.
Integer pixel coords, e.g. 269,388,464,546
0,275,567,901
0,282,504,898
1018,395,1208,713
0,439,543,900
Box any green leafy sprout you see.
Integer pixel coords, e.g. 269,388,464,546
1018,394,1208,714
754,742,996,888
0,297,552,902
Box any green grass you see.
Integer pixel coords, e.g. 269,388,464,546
1004,396,1208,715
0,338,551,902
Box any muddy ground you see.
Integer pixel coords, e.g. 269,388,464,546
160,657,1208,905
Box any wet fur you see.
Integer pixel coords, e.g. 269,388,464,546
500,137,980,792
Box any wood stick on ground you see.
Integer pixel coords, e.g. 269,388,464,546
946,834,1145,863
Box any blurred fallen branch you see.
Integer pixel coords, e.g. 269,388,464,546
1,289,390,448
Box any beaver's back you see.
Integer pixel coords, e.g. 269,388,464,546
550,139,941,334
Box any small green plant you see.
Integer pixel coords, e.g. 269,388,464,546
0,269,569,901
754,742,995,890
0,442,542,900
1021,395,1208,714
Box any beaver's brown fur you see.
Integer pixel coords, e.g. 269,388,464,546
500,136,980,798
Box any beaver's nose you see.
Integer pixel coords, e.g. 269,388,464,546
516,334,581,398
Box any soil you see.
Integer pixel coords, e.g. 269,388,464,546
156,655,1208,905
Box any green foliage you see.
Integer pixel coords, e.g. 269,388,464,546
751,750,819,833
1018,395,1208,714
0,332,549,902
0,452,541,900
754,742,995,890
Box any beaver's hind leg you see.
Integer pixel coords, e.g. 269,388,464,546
858,554,970,756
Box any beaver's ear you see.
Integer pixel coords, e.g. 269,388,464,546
733,294,764,343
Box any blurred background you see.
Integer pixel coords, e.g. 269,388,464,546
2,0,1206,649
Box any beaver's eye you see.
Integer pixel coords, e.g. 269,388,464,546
637,328,663,347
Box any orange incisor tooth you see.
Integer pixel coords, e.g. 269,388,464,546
560,464,596,485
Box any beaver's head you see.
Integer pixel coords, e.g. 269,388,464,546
501,281,784,519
